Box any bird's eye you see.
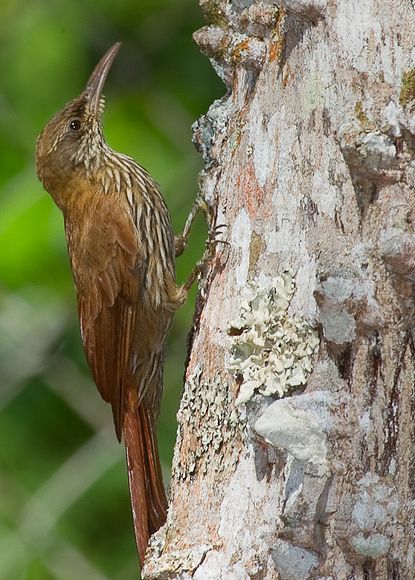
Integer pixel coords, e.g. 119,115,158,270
69,119,81,130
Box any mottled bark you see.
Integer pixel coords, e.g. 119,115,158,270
144,1,415,578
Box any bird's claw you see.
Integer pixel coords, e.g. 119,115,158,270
183,222,229,292
205,223,229,250
175,196,214,258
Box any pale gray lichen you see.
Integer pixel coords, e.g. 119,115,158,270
350,533,390,559
227,273,319,405
271,539,319,580
334,473,399,562
173,366,244,481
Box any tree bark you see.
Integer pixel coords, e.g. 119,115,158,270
144,1,415,578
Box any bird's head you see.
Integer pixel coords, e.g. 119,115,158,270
36,43,121,200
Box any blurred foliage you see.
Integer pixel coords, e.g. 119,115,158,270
0,1,223,578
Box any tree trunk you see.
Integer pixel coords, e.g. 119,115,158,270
144,1,415,578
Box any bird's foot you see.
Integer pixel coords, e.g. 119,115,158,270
175,196,212,258
183,223,228,292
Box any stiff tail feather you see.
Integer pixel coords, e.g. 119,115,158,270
124,404,168,564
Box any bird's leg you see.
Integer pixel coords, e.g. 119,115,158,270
182,238,215,292
176,195,228,292
175,196,211,257
175,196,228,292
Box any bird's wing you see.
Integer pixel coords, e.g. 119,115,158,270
72,200,143,441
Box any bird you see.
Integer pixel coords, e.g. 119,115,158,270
35,42,192,566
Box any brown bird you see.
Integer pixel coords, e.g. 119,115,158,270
35,43,195,565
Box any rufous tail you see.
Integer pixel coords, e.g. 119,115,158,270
123,404,168,565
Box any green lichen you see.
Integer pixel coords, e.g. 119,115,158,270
248,232,264,274
200,0,228,27
399,69,415,107
354,101,374,131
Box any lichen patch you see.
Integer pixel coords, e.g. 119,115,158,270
227,273,319,404
173,367,244,481
399,69,415,107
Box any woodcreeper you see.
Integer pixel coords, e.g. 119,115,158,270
36,43,207,565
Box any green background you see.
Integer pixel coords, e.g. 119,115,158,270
0,1,222,578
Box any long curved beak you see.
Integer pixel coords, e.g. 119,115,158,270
85,42,121,114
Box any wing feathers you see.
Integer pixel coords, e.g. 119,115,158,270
68,190,177,439
74,203,141,439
